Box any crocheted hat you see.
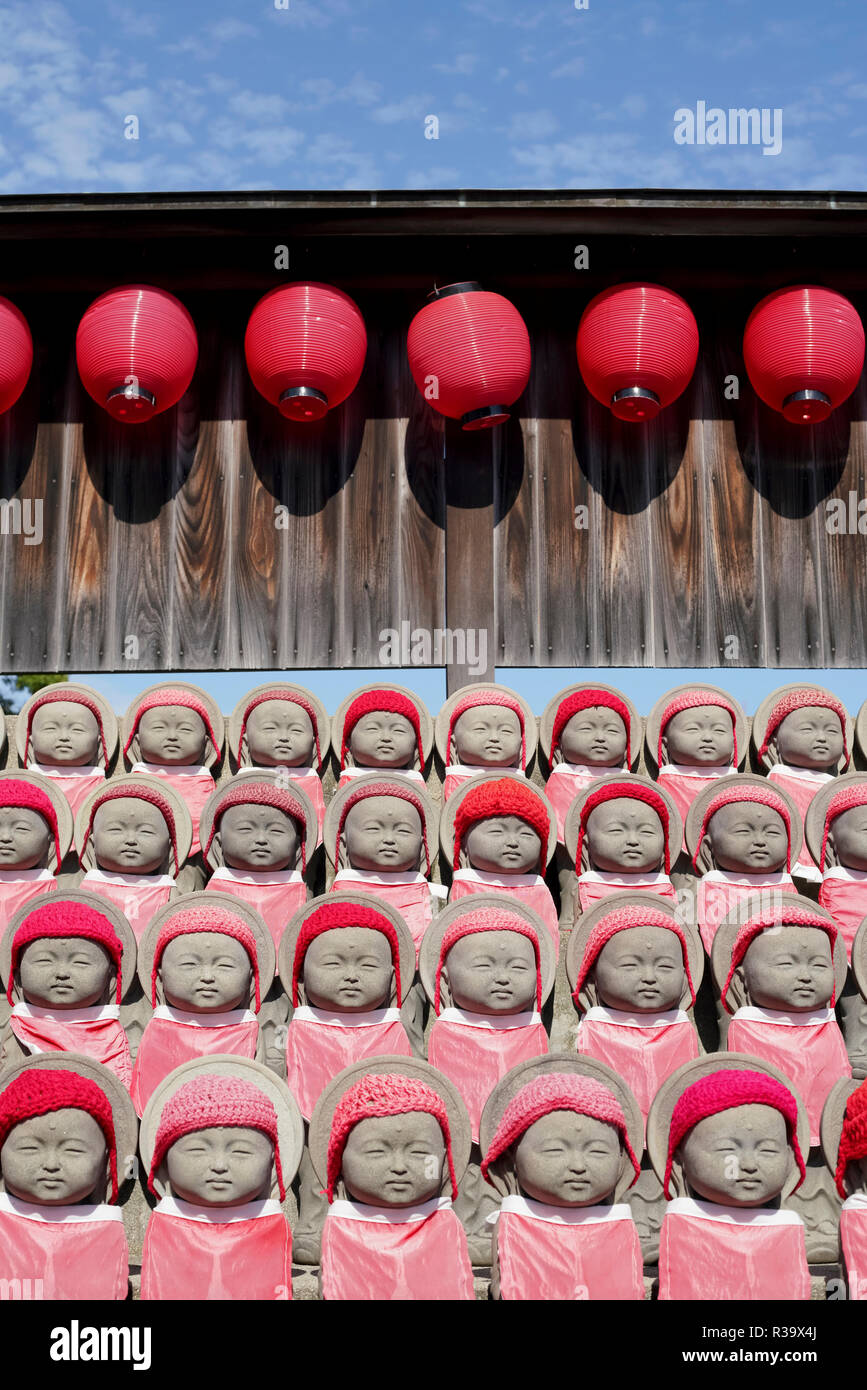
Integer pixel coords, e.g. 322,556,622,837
480,1072,641,1184
656,690,738,768
147,1073,285,1199
756,687,849,765
7,899,124,1005
570,902,696,1009
325,1071,458,1202
150,905,262,1011
123,686,222,761
0,1068,119,1200
289,899,404,1007
550,689,633,766
20,685,114,767
691,782,793,873
664,1068,806,1198
201,779,312,870
339,690,424,770
835,1079,867,1198
444,689,528,768
572,779,675,874
0,778,62,867
233,686,325,769
78,779,181,874
433,905,542,1014
330,778,432,874
818,781,867,872
719,902,839,1014
450,777,550,871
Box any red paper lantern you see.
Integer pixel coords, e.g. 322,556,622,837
743,285,865,424
407,282,531,430
576,282,699,422
76,285,198,423
244,282,367,422
0,297,33,415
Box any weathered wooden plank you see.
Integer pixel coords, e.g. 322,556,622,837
444,422,496,691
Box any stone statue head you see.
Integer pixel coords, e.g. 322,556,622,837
144,899,274,1016
0,806,52,871
543,687,635,771
449,777,551,876
705,800,789,874
283,896,411,1014
338,688,429,772
716,903,841,1016
91,796,172,875
30,701,100,768
755,686,849,772
585,797,665,874
559,706,628,767
9,899,125,1010
0,1069,121,1206
568,897,699,1015
661,705,734,767
245,698,316,768
124,685,223,769
343,795,423,872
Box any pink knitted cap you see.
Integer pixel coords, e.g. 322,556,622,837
571,903,696,1009
340,691,424,770
9,900,124,1004
720,903,839,1014
691,783,793,873
151,905,261,1011
664,1068,806,1198
24,688,109,766
820,783,867,871
575,781,672,874
658,692,737,768
147,1074,285,1198
334,780,431,875
0,779,61,867
447,693,527,769
292,900,403,1008
551,691,632,766
123,689,220,760
757,689,849,764
203,780,310,870
481,1072,641,1184
326,1072,458,1202
80,781,180,875
434,906,542,1014
236,689,323,769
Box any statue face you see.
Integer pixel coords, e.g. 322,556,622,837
464,816,542,874
741,924,834,1012
828,804,867,872
18,936,114,1009
303,927,393,1013
344,796,422,873
92,797,171,874
705,802,788,873
585,798,664,874
593,924,684,1013
165,1125,274,1207
30,701,99,767
137,705,207,766
664,706,733,767
219,802,298,872
2,1109,108,1206
514,1110,622,1207
559,706,627,767
452,705,522,768
340,1112,445,1208
160,932,252,1013
443,930,537,1016
348,711,416,769
776,706,843,771
0,806,51,871
246,699,315,767
678,1103,790,1207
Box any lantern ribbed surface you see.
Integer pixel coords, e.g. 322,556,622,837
743,285,865,424
407,283,531,430
0,297,32,415
576,282,699,422
244,282,367,422
76,285,198,423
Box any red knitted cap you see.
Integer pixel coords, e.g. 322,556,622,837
335,780,431,875
25,688,109,766
575,781,672,874
148,1074,285,1199
757,689,849,764
452,778,550,872
292,900,403,1007
326,1072,458,1202
820,783,867,871
664,1068,806,1198
123,689,220,760
0,779,61,868
435,907,542,1014
720,903,838,1014
447,693,526,769
658,692,737,768
80,781,180,875
692,783,793,873
835,1080,867,1197
204,781,310,871
571,903,696,1009
481,1072,641,1184
151,906,261,1011
340,691,424,770
551,691,632,766
9,900,124,1005
0,1069,119,1201
236,689,323,769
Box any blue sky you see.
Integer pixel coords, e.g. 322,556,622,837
0,0,864,194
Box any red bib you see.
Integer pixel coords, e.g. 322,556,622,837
659,1199,810,1300
80,868,174,944
450,869,559,954
841,1198,867,1298
331,870,436,959
726,1007,851,1146
10,1003,132,1089
545,765,623,844
0,1195,128,1301
575,1008,698,1128
697,871,798,954
0,870,57,936
428,1010,549,1142
285,1007,412,1120
141,1196,291,1300
657,764,736,848
206,867,306,952
577,871,677,915
130,1007,258,1116
444,765,524,804
130,763,215,855
321,1199,474,1301
29,763,105,818
819,868,867,963
768,765,834,875
496,1197,644,1301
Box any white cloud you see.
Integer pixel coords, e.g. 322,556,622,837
550,56,585,79
433,52,479,76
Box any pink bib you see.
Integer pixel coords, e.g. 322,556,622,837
285,1007,413,1120
321,1199,474,1301
657,764,736,847
331,870,435,959
337,767,426,793
659,1199,810,1300
10,1003,132,1089
131,763,215,855
697,871,799,954
0,870,57,936
726,1008,851,1145
444,765,524,803
577,871,677,915
496,1198,644,1301
841,1200,867,1297
130,1007,258,1116
545,765,623,843
768,765,834,874
206,867,306,952
450,869,559,954
428,1011,548,1142
0,1197,128,1301
141,1197,291,1301
819,868,867,963
575,1009,698,1128
80,868,174,944
29,764,105,818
